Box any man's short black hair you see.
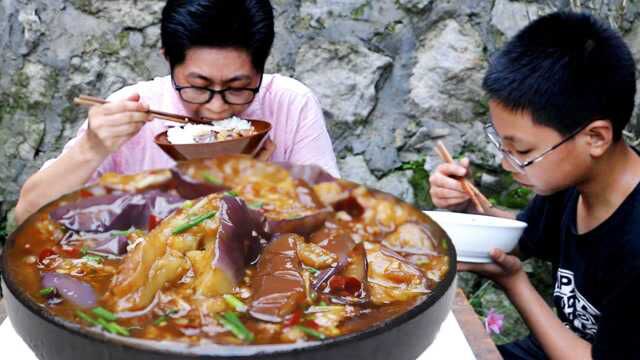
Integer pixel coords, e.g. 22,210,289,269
161,0,274,73
483,11,636,141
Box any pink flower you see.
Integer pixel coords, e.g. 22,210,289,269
484,309,504,335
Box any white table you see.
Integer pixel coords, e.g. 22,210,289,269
0,311,475,359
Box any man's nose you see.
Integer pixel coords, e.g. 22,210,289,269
204,92,229,113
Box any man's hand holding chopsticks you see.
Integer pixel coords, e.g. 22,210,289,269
85,93,152,159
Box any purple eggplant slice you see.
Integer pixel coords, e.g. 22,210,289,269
265,209,331,239
324,242,369,304
309,229,357,291
170,169,228,199
213,195,256,285
249,234,306,323
50,190,184,233
41,272,97,309
274,162,336,185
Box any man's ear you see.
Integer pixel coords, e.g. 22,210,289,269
585,120,613,157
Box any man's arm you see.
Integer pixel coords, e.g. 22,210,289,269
15,133,106,224
15,93,151,224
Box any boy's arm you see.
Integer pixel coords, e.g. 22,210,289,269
460,250,591,360
505,268,592,359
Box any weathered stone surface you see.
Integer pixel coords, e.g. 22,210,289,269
300,0,368,26
409,19,487,124
338,155,378,187
396,0,432,13
338,155,414,203
490,0,554,38
625,20,640,137
295,40,392,124
375,170,415,203
69,0,165,29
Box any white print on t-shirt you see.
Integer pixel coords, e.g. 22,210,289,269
554,268,601,340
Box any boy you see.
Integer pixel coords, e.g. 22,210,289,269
15,0,339,224
429,12,640,359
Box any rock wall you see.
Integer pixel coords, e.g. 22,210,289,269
2,0,640,231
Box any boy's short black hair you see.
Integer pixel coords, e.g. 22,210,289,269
483,11,636,141
161,0,275,73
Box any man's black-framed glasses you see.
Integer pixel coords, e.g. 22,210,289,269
172,74,263,105
483,122,589,174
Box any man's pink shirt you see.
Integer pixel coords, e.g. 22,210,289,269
45,74,340,181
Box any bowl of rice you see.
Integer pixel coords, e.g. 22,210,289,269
154,117,271,161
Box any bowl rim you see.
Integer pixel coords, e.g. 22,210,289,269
154,119,272,147
1,173,457,358
424,210,527,229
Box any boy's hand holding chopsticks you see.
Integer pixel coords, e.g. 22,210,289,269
430,141,492,214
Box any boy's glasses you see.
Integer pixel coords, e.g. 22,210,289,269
483,122,589,174
172,74,263,105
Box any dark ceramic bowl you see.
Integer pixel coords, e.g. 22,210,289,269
1,165,457,360
154,119,272,161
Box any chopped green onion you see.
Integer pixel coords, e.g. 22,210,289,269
153,316,168,326
203,173,222,185
217,312,254,343
39,287,56,297
223,294,248,312
225,191,239,197
174,318,189,325
75,310,100,327
172,211,217,235
92,306,117,321
296,325,326,340
166,309,179,315
108,322,130,336
248,201,263,209
82,254,103,264
80,246,88,256
77,310,128,336
111,228,134,237
305,266,319,275
181,200,193,209
96,318,130,336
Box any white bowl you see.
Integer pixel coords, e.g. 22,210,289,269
424,211,527,263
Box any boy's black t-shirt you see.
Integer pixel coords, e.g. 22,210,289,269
517,181,640,359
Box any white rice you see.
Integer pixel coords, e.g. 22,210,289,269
166,116,253,144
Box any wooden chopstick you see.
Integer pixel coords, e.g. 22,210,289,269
434,140,486,214
73,95,193,124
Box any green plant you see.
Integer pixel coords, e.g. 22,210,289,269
400,159,433,210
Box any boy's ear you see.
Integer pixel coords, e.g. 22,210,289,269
585,120,613,157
